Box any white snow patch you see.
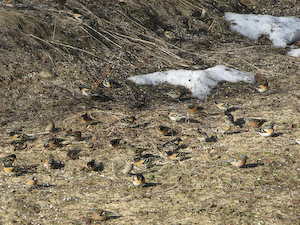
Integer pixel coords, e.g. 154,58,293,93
224,12,300,47
287,48,300,57
127,65,255,99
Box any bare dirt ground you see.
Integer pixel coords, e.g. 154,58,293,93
0,0,300,224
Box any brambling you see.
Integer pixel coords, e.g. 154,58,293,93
162,137,182,148
224,111,234,124
88,209,122,221
166,89,182,99
44,138,64,149
67,150,81,160
79,86,91,97
134,157,156,167
256,123,274,137
44,157,56,169
66,130,82,141
164,30,177,39
247,118,266,128
46,121,55,132
102,78,117,88
168,112,186,122
87,159,96,171
215,123,231,134
3,161,24,175
81,113,94,125
0,154,17,163
215,100,232,111
166,151,189,160
10,140,27,151
110,139,121,148
26,175,37,186
9,132,31,141
122,161,134,175
156,126,169,136
79,86,101,99
256,80,268,93
133,173,145,187
196,128,209,142
74,13,83,22
6,0,14,7
126,146,148,156
187,105,198,113
118,116,136,125
230,155,248,168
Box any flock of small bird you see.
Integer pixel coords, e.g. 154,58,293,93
1,77,272,221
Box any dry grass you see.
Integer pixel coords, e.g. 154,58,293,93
0,0,300,224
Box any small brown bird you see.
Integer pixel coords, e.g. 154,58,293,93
110,139,121,148
133,173,145,187
79,86,102,99
44,158,56,169
10,140,27,151
122,161,134,175
88,209,122,221
134,157,156,167
3,161,24,175
256,80,268,93
46,121,55,132
224,111,234,124
247,118,266,128
196,128,208,142
166,151,189,160
257,123,274,137
187,105,198,113
6,0,14,7
0,154,17,163
79,86,91,96
168,112,186,122
102,78,117,88
156,126,169,136
164,30,177,39
26,175,37,186
74,13,83,22
87,159,96,171
166,89,182,99
126,146,148,156
215,100,232,111
66,131,82,141
81,113,94,125
215,123,231,134
162,137,182,148
9,132,31,141
118,116,136,125
44,138,64,149
230,155,248,168
67,150,81,160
